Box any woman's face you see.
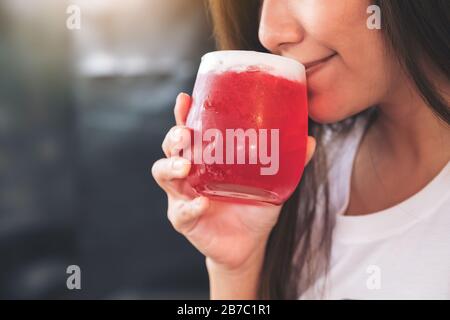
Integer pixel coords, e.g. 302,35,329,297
259,0,400,123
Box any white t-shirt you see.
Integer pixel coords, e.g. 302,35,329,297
300,115,450,300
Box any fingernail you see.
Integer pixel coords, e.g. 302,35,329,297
176,92,183,104
176,92,187,104
172,158,188,170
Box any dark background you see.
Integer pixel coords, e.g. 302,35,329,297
0,0,215,299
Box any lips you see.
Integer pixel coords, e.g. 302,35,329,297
304,53,337,73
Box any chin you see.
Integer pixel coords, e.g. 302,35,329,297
307,95,348,124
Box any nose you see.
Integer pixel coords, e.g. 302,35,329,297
258,0,304,55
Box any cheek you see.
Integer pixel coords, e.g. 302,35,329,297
304,0,389,123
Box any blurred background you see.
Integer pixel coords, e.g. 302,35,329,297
0,0,215,299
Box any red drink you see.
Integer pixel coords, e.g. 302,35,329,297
184,51,307,205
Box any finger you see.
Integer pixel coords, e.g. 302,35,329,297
174,92,192,126
305,136,316,166
162,125,191,158
168,196,209,234
151,157,191,193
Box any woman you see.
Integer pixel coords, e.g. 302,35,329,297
152,0,450,299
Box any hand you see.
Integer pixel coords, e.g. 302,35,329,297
152,92,316,270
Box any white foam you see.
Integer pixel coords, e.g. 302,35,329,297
198,50,306,83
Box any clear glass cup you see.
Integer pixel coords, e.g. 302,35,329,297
184,50,308,205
